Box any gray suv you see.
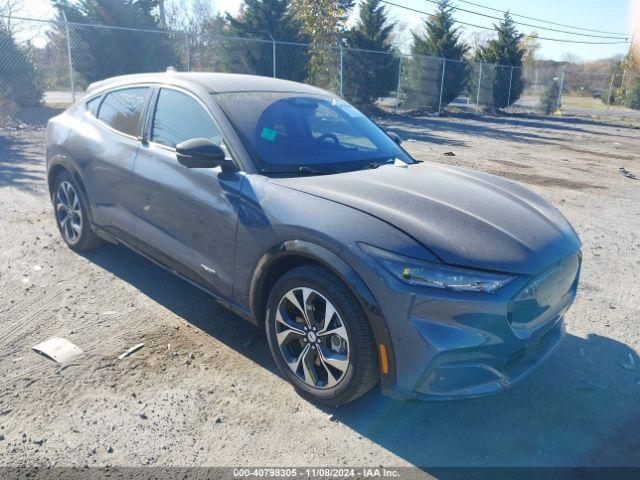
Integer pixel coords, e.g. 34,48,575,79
46,72,581,405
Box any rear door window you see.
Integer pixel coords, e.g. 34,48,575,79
151,88,222,148
97,87,149,137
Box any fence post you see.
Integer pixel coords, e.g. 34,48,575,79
532,69,539,112
185,33,191,71
475,63,483,114
339,46,343,97
272,39,276,78
395,55,403,111
557,70,565,110
605,72,615,113
61,11,75,103
507,65,514,108
437,58,446,114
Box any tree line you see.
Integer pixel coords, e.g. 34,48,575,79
1,0,639,113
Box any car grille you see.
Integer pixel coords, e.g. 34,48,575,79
508,252,581,330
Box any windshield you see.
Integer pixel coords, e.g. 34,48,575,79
213,92,413,174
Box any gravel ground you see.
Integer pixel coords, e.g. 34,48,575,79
0,112,639,473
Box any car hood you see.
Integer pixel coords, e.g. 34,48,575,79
269,162,581,275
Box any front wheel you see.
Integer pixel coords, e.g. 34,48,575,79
265,265,378,405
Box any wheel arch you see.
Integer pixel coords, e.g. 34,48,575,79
47,152,94,225
249,240,396,386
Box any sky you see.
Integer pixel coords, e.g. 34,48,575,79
13,0,639,62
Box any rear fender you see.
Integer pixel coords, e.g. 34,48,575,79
46,149,95,226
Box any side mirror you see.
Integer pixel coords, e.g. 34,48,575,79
176,138,235,170
387,131,402,145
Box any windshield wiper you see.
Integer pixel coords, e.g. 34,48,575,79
260,166,331,176
298,166,328,175
357,157,396,171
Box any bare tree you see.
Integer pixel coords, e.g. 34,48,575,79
520,32,540,69
0,0,26,33
466,29,493,59
561,52,582,64
388,19,411,52
164,0,226,71
291,0,354,91
165,0,215,33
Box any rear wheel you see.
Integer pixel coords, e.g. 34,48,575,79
52,171,102,251
265,265,378,405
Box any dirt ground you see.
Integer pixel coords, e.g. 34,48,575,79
1,111,639,474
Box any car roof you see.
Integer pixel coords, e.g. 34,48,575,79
86,71,329,96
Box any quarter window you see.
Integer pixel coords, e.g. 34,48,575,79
151,89,222,148
86,96,101,116
97,87,148,137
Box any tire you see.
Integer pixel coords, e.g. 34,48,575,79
265,264,379,405
52,171,102,251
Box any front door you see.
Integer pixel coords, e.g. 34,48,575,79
130,87,244,298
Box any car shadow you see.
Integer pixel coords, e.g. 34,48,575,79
15,106,64,127
80,243,278,375
453,111,628,137
329,333,640,471
0,129,46,191
81,243,640,472
377,110,634,150
502,111,640,131
378,115,559,147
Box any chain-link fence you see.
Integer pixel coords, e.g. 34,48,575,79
1,15,639,126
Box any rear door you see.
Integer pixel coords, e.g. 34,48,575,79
80,86,151,239
129,87,244,298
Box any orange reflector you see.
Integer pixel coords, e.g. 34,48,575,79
378,344,389,375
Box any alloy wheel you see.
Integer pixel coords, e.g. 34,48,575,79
275,287,350,389
55,181,82,244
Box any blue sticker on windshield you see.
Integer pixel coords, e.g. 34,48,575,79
261,127,277,142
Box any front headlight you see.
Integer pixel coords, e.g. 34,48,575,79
360,244,515,293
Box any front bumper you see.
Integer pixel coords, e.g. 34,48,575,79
387,313,565,401
361,253,580,401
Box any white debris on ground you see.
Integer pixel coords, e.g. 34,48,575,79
32,337,83,363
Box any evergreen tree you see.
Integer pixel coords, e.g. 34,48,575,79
405,0,468,110
225,0,307,81
52,0,179,84
0,28,43,107
344,0,396,105
476,12,525,109
540,75,561,114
